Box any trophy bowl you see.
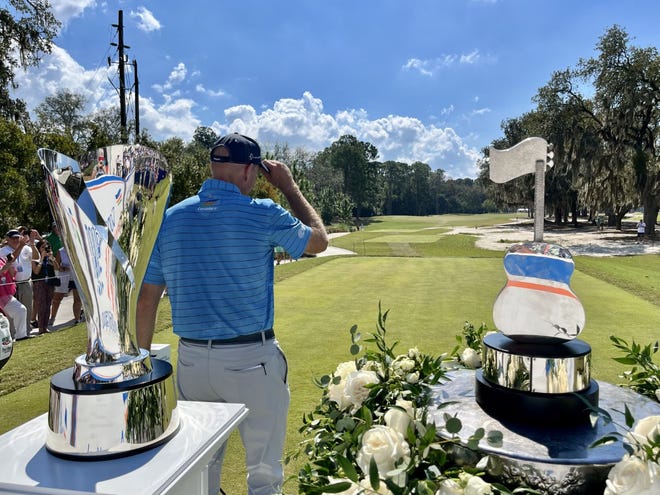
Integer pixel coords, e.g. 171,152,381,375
38,145,179,459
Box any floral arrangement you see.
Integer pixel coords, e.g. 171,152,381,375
609,336,660,403
598,336,660,495
602,414,659,495
289,307,530,495
289,308,660,495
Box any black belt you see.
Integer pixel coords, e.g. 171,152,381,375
181,329,275,346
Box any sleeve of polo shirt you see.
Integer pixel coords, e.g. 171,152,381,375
143,240,165,286
269,204,312,260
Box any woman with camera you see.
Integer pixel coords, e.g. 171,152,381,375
31,240,60,335
0,252,29,341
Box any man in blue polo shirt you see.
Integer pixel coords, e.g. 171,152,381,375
137,133,327,495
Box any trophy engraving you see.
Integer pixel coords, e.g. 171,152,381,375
38,145,179,459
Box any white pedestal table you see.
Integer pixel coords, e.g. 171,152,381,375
0,401,247,495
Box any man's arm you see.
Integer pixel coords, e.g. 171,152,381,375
262,159,328,254
136,282,166,351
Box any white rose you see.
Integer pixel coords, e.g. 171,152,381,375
344,370,380,412
356,425,411,479
626,415,660,456
335,361,358,381
327,381,351,410
324,477,361,495
633,415,660,442
392,356,416,377
406,372,420,384
435,478,464,495
460,348,482,369
408,347,420,359
384,404,411,436
327,361,359,410
462,473,493,495
362,360,384,375
605,455,654,495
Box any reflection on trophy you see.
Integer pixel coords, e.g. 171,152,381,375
38,145,179,459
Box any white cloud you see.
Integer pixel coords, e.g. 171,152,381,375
402,50,490,77
139,96,200,138
11,46,482,178
12,45,114,115
402,58,433,77
51,0,98,25
195,84,227,98
129,7,161,33
440,105,455,116
152,62,187,93
210,92,481,178
471,107,491,116
459,50,480,64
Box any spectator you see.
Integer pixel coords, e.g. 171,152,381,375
637,219,646,238
0,253,29,341
16,228,40,335
1,229,39,338
50,247,83,325
32,240,60,334
44,222,63,255
137,133,328,495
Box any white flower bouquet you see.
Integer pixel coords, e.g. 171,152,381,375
289,312,660,495
289,306,524,495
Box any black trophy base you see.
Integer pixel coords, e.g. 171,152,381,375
47,358,180,460
475,370,599,426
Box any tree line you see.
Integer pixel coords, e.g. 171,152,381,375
478,25,659,236
1,3,657,235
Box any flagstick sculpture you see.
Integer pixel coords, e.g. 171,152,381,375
489,136,554,242
476,137,598,425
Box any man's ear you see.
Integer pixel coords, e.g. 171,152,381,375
243,164,252,181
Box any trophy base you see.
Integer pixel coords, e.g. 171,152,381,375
475,370,599,426
47,358,180,460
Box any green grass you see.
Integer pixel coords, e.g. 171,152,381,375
575,255,660,306
1,213,658,494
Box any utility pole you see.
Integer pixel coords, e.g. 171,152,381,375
133,59,140,143
111,10,130,144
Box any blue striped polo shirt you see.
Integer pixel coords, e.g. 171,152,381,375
144,179,311,339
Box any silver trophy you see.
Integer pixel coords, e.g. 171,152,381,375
38,145,179,459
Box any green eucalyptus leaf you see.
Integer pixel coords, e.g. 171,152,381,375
486,430,504,447
313,481,353,493
445,417,462,434
590,435,620,448
336,455,359,482
624,404,635,428
369,457,380,490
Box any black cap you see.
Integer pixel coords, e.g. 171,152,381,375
5,230,20,238
210,133,269,172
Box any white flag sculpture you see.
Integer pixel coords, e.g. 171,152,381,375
489,137,553,241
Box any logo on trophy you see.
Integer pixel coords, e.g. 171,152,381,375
38,145,179,459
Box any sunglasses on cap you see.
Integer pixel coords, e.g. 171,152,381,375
209,144,270,173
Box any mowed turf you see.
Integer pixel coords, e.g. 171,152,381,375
0,214,658,494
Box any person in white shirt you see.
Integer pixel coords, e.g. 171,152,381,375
1,229,39,338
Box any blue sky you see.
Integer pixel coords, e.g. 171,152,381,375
12,0,660,178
